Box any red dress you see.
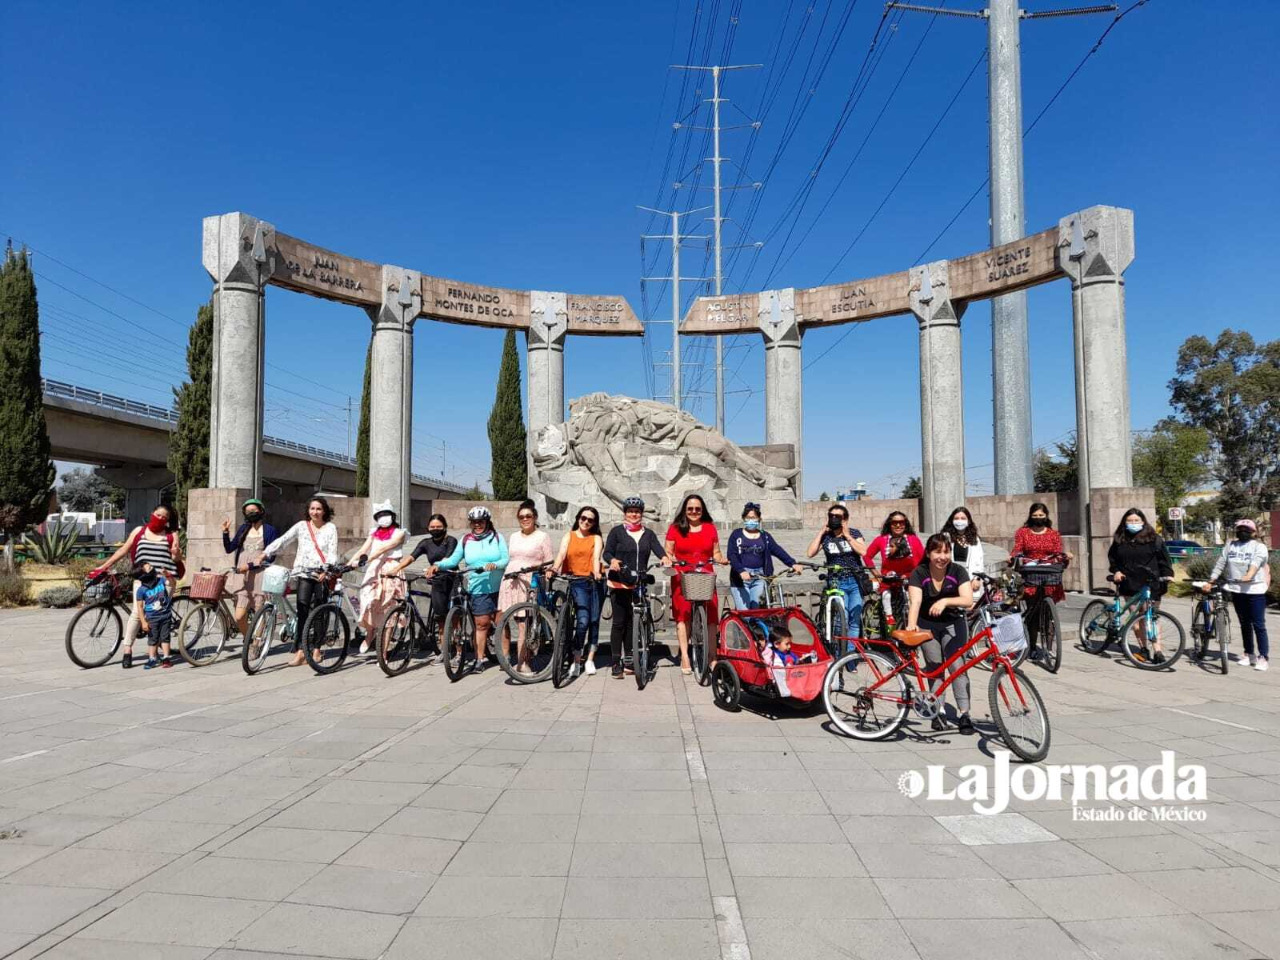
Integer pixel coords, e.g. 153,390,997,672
1012,526,1066,602
864,534,924,588
666,522,719,623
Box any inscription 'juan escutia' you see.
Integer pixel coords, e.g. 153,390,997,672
284,253,366,293
831,285,876,316
985,246,1033,282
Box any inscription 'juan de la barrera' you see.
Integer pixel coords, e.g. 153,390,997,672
434,286,515,319
985,245,1033,282
285,253,365,292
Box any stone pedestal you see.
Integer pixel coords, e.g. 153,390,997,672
910,261,967,534
760,288,804,502
366,266,419,523
203,213,270,494
527,291,567,439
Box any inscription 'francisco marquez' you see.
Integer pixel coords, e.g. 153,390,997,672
434,286,516,319
569,300,623,325
285,253,365,293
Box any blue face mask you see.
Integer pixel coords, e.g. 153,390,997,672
744,519,760,532
1125,522,1143,534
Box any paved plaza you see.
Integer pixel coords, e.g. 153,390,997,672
2,599,1280,960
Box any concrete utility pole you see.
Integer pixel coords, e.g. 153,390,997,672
888,1,1114,494
640,205,712,412
672,63,761,434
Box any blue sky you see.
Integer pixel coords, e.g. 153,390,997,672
3,1,1277,498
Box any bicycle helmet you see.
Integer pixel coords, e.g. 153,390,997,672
622,497,645,511
467,506,492,522
241,498,265,512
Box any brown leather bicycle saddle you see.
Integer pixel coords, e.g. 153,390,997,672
891,628,932,648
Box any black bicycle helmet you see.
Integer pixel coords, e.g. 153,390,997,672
622,496,645,511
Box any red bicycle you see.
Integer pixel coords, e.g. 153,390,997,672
822,574,1050,762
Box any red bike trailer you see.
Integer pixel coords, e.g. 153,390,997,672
711,606,835,712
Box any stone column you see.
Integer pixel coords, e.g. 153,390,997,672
526,290,568,442
910,261,967,535
759,288,803,501
1061,206,1134,492
202,213,271,494
96,465,171,528
365,266,420,523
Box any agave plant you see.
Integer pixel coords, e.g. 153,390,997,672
22,523,81,565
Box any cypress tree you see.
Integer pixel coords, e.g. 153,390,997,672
487,329,527,500
355,337,371,496
168,300,213,522
0,243,55,570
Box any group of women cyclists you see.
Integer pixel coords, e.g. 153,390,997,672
88,491,1270,695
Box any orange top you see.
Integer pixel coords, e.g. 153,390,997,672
564,532,598,577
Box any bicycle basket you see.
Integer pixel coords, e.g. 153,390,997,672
991,612,1028,655
1019,564,1064,587
83,579,113,603
189,571,227,601
680,571,717,602
260,565,290,596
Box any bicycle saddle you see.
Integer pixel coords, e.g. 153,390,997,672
891,628,931,648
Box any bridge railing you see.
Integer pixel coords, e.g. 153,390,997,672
41,378,478,496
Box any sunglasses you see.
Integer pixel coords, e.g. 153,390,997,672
518,513,535,520
470,519,486,525
579,516,597,523
686,506,704,513
890,519,906,526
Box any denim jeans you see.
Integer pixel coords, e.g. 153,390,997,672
837,576,863,639
1232,592,1270,659
731,568,766,610
570,578,603,653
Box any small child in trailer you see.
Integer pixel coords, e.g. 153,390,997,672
132,562,174,670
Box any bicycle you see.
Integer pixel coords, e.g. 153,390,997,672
241,564,304,675
1188,580,1243,675
669,559,718,685
614,562,664,690
175,567,240,667
300,563,360,674
492,564,557,683
375,573,444,677
965,567,1030,671
602,589,666,626
1010,555,1065,674
440,565,497,682
1078,576,1185,670
823,589,1051,762
64,572,185,668
549,573,602,688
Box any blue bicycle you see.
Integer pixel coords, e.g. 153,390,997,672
1078,575,1185,670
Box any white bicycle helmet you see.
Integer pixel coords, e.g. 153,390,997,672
467,506,492,521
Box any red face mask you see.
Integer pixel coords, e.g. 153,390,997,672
147,515,168,534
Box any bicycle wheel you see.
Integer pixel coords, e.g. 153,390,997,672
551,601,575,689
712,661,741,712
828,597,848,658
649,595,666,626
634,605,651,691
1218,606,1231,675
495,602,556,683
1078,600,1113,655
177,603,230,667
1121,608,1185,670
241,603,278,675
690,604,711,686
1188,600,1210,662
302,603,350,674
988,663,1051,763
823,649,909,740
861,595,888,642
65,602,123,668
377,601,415,677
442,607,470,682
1037,600,1062,674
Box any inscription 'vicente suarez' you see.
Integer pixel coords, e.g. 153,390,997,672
985,246,1032,283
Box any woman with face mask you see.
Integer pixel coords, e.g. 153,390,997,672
222,498,280,639
807,503,871,635
351,501,408,654
90,503,184,669
1011,503,1068,604
728,503,803,610
603,496,670,678
259,497,341,667
1208,519,1272,671
1107,508,1175,664
383,515,457,658
940,507,985,593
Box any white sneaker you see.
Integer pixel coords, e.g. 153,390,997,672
569,661,581,679
359,641,371,655
584,661,597,676
1256,657,1269,672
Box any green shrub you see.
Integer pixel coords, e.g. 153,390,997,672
37,585,82,608
21,525,79,565
65,557,101,582
1183,553,1216,582
0,572,29,607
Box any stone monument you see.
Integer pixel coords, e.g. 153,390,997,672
530,393,799,526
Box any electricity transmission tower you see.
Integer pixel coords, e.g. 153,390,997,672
639,205,711,412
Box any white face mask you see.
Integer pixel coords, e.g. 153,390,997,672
952,518,969,531
376,516,394,529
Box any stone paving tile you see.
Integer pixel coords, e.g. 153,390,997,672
900,918,1093,959
569,842,706,878
337,832,460,874
971,839,1116,879
838,814,956,844
211,826,366,864
734,876,892,918
1201,909,1280,958
743,918,921,960
444,841,573,877
140,855,323,899
374,805,483,841
1013,873,1181,921
575,812,700,842
725,841,867,877
876,877,1044,918
228,901,404,958
0,882,112,935
1062,914,1259,959
262,800,400,832
412,783,503,813
284,863,437,914
1074,833,1233,872
552,918,720,960
579,790,692,815
415,876,566,918
1206,830,1280,867
560,876,713,919
471,812,580,843
2,845,173,890
853,842,1000,879
36,938,215,958
0,841,58,878
385,916,558,960
82,892,270,948
1131,865,1280,913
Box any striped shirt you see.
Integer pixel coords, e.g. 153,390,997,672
132,534,176,576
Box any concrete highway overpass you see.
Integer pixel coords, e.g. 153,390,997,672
43,379,478,525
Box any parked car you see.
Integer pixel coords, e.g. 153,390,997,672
1164,539,1206,558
